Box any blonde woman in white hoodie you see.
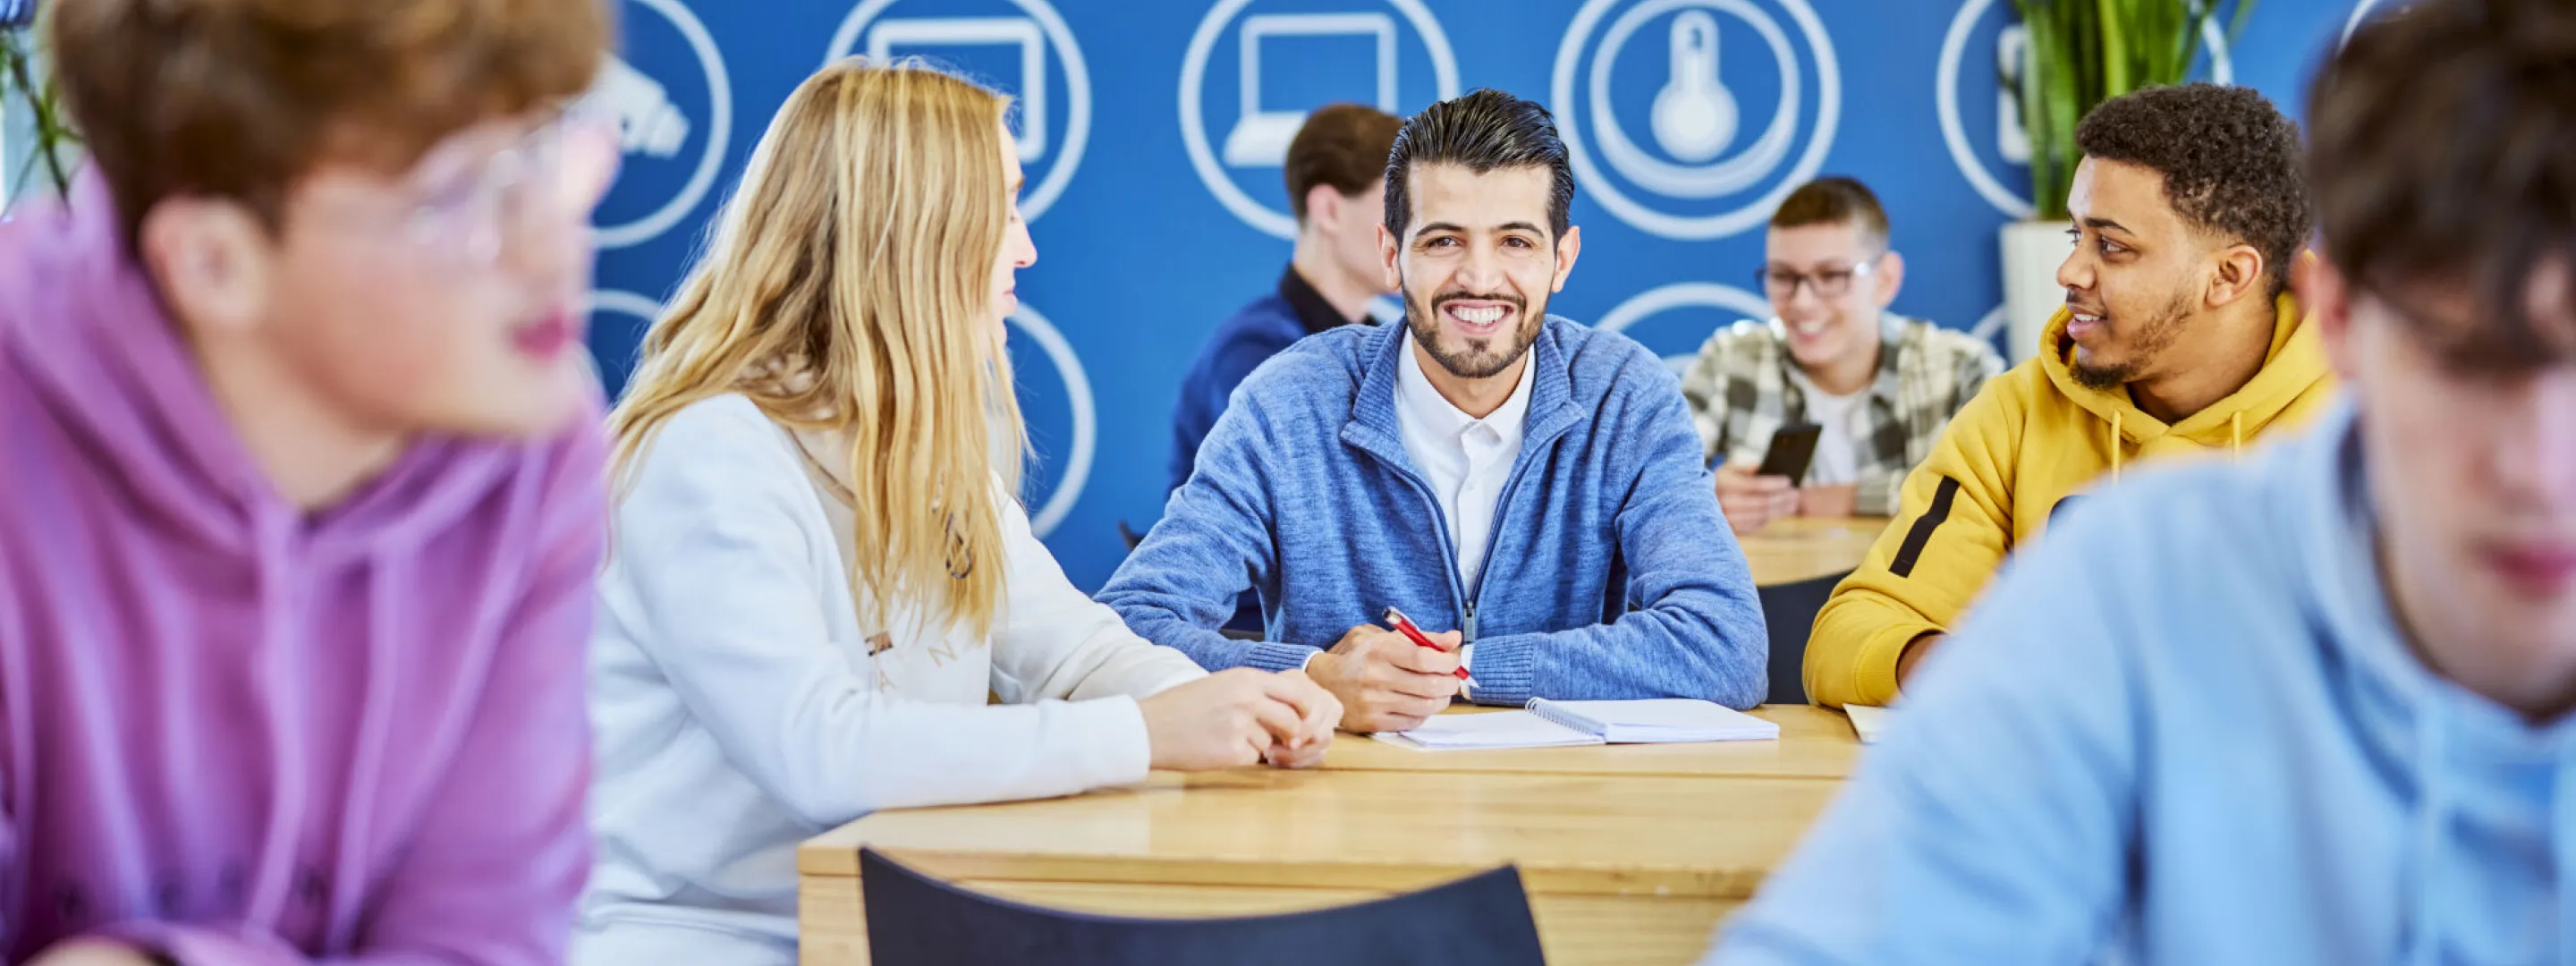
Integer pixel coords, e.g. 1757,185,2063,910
574,60,1342,966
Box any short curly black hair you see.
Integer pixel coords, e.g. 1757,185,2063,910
2075,83,2312,294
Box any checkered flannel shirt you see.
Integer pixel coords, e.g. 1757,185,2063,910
1678,313,2004,517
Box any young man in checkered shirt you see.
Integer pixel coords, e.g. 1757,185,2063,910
1678,178,2004,535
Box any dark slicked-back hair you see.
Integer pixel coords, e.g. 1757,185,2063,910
1383,89,1575,241
2312,0,2576,370
2076,83,2312,295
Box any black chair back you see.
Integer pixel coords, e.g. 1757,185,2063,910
860,848,1547,966
1758,572,1843,705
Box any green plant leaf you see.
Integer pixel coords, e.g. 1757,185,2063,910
3,17,80,204
2005,0,2259,220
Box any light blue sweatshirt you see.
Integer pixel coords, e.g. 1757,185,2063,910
1714,400,2576,965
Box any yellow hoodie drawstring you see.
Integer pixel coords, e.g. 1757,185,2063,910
2110,411,2123,482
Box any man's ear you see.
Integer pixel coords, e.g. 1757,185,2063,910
1875,250,1906,309
2207,242,2269,311
1305,183,1343,233
2300,251,2360,381
1377,223,1403,292
140,197,275,339
1551,225,1581,292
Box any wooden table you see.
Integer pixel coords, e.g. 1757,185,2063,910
1737,516,1886,588
799,706,1863,966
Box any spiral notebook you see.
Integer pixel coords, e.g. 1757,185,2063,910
1375,699,1780,750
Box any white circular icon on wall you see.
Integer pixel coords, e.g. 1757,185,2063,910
1968,303,2009,343
1553,0,1842,242
586,0,733,250
1597,281,1776,375
1936,0,2233,219
1180,0,1461,240
583,289,666,394
1005,303,1095,538
827,0,1092,223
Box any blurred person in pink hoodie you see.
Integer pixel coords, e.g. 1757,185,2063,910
0,1,618,963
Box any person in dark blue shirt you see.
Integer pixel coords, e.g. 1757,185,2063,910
1168,103,1402,494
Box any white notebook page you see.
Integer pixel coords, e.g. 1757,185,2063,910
1373,711,1601,750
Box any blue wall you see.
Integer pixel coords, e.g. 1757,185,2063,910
587,0,2391,591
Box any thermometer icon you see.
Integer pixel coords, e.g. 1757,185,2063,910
1650,11,1739,164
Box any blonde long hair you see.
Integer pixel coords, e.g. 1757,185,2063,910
610,60,1023,640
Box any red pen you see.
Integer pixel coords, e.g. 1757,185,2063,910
1383,606,1474,684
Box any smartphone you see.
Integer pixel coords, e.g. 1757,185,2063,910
1755,423,1824,487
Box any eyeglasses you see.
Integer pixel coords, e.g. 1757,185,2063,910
402,104,623,268
1756,259,1878,300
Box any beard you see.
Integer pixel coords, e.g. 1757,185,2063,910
2069,286,2193,391
1402,282,1546,380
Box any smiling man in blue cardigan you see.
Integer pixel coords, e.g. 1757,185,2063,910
1100,89,1767,733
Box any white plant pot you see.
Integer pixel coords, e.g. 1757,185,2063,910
2000,219,2074,364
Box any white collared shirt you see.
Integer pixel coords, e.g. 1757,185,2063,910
1392,327,1535,695
1394,325,1536,598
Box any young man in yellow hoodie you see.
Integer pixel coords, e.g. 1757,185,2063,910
1806,83,2337,708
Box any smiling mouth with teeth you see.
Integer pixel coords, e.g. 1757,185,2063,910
1451,305,1507,324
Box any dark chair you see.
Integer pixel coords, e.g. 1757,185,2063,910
859,849,1548,966
1757,572,1844,706
1117,520,1146,552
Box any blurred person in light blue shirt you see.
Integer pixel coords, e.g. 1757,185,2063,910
1709,0,2576,962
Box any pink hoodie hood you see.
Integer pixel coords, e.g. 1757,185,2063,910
0,173,606,964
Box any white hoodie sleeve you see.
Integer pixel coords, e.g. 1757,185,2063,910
607,398,1159,827
986,486,1208,706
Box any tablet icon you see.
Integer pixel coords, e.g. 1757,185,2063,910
1181,0,1460,239
589,0,732,250
826,0,1090,222
1222,13,1399,167
1938,0,2233,217
1995,25,2030,165
865,16,1050,163
1553,0,1843,241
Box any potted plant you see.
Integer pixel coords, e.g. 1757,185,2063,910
2,0,78,214
1997,0,2254,361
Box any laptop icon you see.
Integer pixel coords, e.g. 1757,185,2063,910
1221,12,1397,168
868,16,1049,163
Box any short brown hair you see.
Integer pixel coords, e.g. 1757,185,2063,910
2076,84,2311,295
1284,103,1401,223
2310,0,2576,369
1770,176,1889,250
50,0,609,247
